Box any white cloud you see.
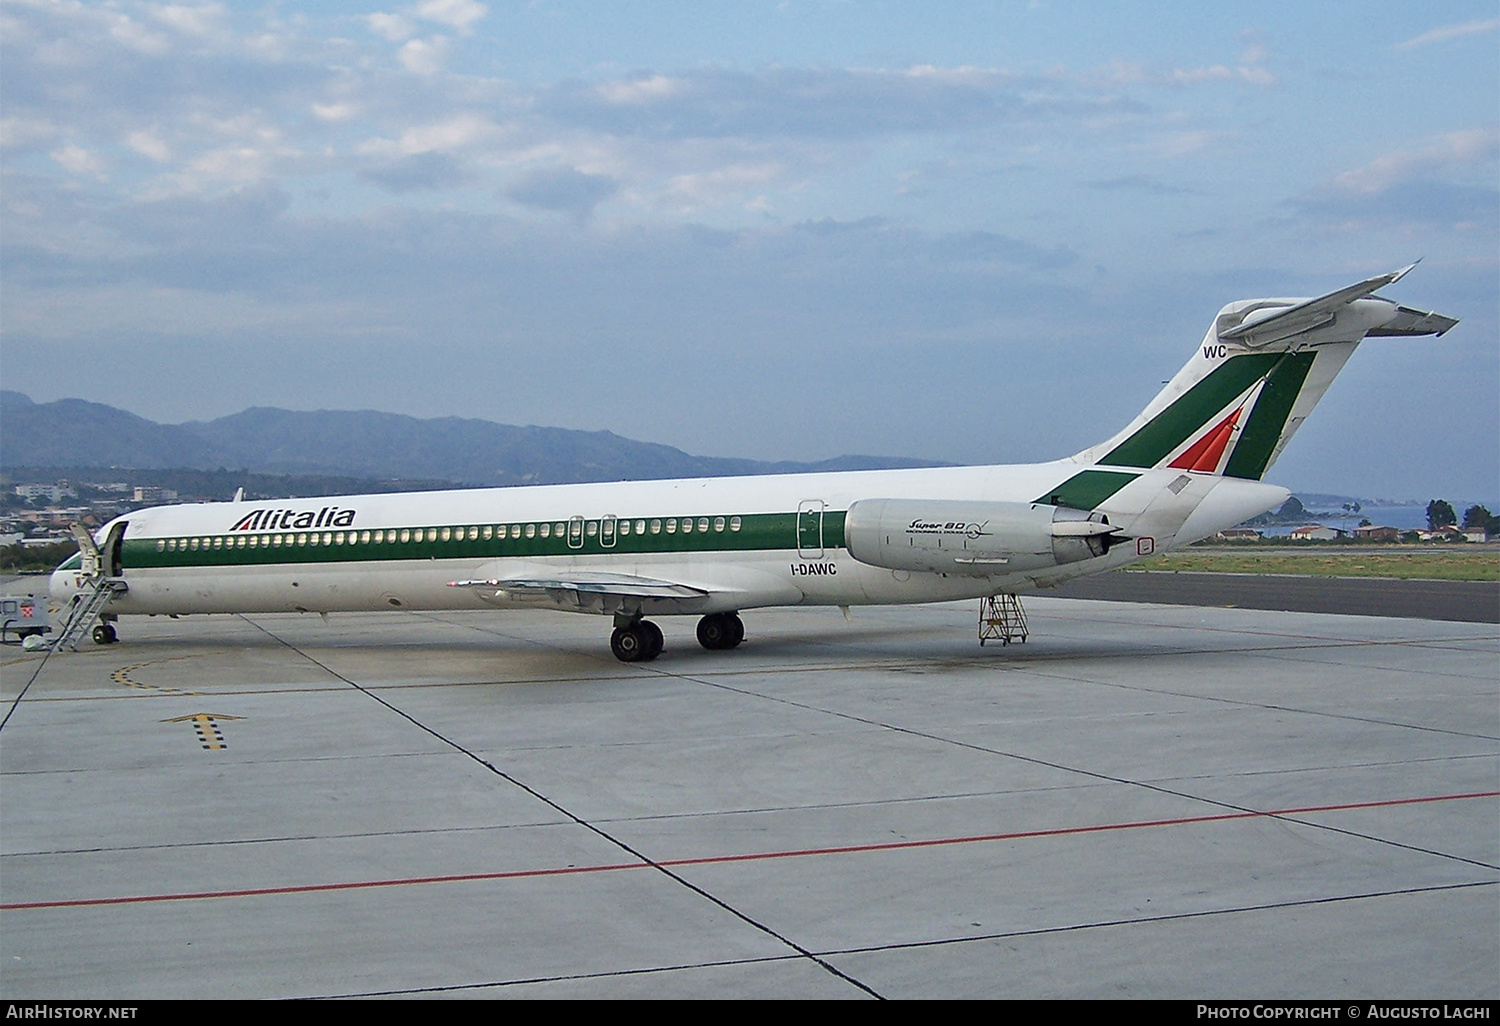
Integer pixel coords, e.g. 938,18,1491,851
367,12,414,42
1331,128,1500,194
1097,55,1277,89
414,0,487,34
659,163,785,213
105,11,171,55
397,35,449,74
50,144,107,178
596,74,684,105
127,128,173,163
147,3,229,41
1395,18,1499,50
311,103,358,123
0,116,59,148
357,113,499,158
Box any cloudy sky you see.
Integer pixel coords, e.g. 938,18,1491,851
2,1,1496,501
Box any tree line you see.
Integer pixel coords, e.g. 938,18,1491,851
1427,500,1499,534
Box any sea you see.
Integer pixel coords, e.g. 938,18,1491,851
1254,501,1481,537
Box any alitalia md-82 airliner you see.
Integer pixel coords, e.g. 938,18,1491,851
50,266,1456,661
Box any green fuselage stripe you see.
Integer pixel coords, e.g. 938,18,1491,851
1034,469,1139,510
1098,354,1282,470
118,510,849,570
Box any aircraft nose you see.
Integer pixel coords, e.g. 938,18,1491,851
49,564,75,606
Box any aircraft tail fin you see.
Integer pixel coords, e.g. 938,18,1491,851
1070,265,1458,480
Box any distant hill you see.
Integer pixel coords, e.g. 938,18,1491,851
0,391,234,470
0,391,947,486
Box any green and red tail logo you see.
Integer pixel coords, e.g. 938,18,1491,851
1095,351,1317,480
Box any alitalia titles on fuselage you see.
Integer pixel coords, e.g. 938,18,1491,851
230,507,357,532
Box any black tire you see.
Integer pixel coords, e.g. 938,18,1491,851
92,623,117,645
697,614,728,650
697,612,744,651
611,625,646,662
640,620,663,661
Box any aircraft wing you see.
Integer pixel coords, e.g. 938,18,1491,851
450,571,710,601
1217,263,1456,347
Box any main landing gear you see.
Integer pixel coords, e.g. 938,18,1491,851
695,612,744,651
607,612,745,662
610,619,664,663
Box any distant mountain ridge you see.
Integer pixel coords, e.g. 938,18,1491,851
0,391,948,486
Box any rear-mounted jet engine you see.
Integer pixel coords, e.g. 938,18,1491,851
843,499,1122,576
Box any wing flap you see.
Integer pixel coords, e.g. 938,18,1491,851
450,571,710,601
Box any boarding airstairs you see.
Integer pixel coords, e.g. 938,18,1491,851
978,593,1028,647
50,576,127,651
48,522,128,651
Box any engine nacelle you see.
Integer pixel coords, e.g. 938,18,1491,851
844,499,1119,576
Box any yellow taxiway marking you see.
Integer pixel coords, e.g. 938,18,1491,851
112,658,202,695
162,713,244,750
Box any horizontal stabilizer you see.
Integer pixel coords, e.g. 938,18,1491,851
1216,264,1437,347
1368,305,1460,337
1074,263,1456,481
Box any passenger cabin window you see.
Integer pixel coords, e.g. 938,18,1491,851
730,517,742,532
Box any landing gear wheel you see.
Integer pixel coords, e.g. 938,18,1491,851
611,620,663,663
92,623,117,645
696,612,744,651
640,620,664,661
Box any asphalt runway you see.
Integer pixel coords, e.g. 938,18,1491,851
1050,571,1500,624
1,594,1495,999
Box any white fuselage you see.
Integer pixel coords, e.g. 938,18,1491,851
50,459,1287,620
